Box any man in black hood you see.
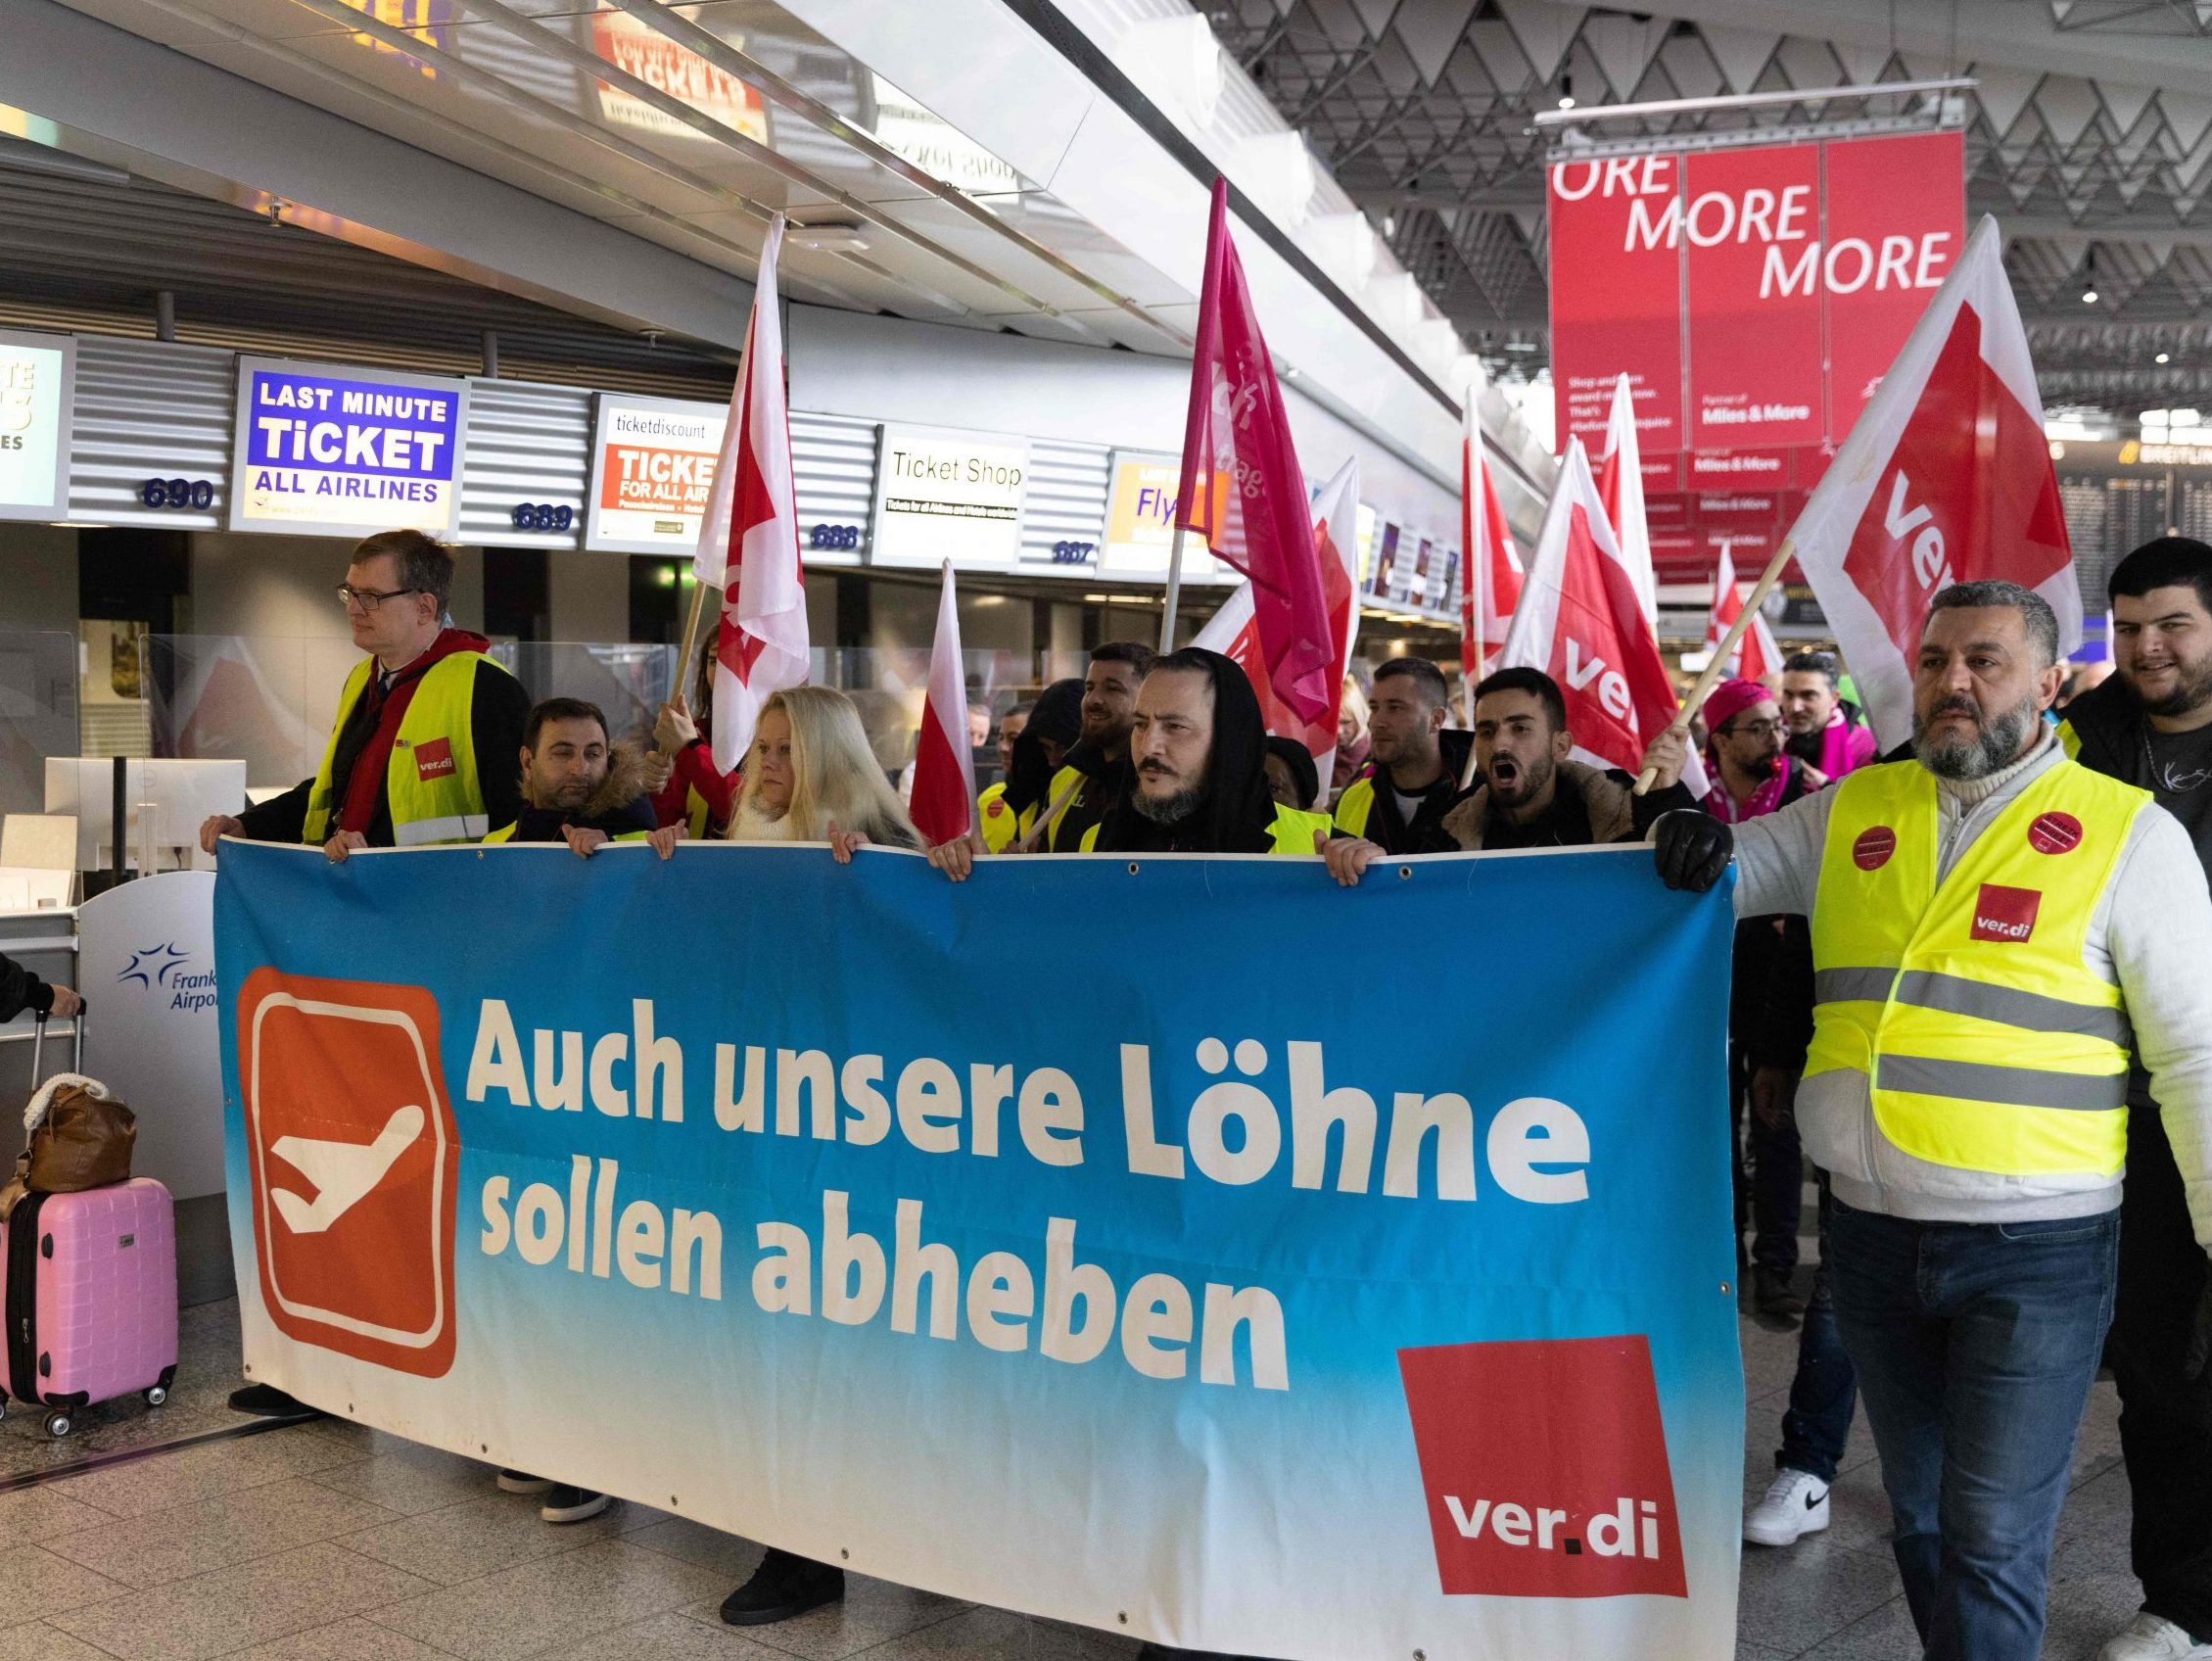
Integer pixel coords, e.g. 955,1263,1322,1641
980,677,1082,853
1089,648,1331,855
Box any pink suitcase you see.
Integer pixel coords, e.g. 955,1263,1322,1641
0,1016,177,1438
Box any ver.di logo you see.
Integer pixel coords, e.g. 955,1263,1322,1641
118,942,218,1013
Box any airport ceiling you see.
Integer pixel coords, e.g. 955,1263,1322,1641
1214,0,2212,407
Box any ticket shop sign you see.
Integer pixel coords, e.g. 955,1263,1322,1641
585,393,726,555
0,327,75,523
229,357,468,539
870,423,1028,570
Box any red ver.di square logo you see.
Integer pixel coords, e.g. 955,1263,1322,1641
1399,1335,1687,1598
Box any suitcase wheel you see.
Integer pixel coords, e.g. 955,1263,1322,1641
43,1412,70,1439
143,1386,167,1407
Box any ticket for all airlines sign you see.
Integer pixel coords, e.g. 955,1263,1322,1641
0,327,75,523
585,393,726,555
1548,129,1965,456
229,356,468,539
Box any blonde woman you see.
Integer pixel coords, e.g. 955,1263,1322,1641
725,686,922,861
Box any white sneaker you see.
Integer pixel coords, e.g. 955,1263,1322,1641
1744,1467,1830,1546
2096,1613,2212,1661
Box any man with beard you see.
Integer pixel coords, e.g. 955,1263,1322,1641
1781,650,1878,783
2060,539,2212,1661
1084,648,1331,856
1655,580,2212,1661
1037,641,1152,851
1702,679,1820,1322
1329,655,1471,853
483,698,673,857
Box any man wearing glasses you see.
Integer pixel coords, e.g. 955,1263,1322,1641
198,529,529,863
1702,679,1820,1324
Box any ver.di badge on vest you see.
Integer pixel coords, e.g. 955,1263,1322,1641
412,738,456,783
1970,882,2042,942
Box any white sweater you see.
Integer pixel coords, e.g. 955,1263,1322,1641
1731,731,2212,1247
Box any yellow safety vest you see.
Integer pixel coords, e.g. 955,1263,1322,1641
977,783,1026,854
1077,803,1332,855
1808,758,2149,1181
1333,776,1375,839
1041,763,1093,851
302,652,508,847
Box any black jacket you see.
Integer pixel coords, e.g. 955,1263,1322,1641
1726,760,1817,1069
0,953,54,1021
498,744,658,844
1332,730,1476,854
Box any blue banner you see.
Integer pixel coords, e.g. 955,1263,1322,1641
217,839,1741,1658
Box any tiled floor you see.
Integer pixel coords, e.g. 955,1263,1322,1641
0,1292,2149,1660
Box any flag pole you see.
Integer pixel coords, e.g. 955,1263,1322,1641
1158,523,1189,653
1633,538,1795,795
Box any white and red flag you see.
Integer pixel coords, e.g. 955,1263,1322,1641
1596,372,1659,629
1707,543,1782,683
1196,456,1362,778
1459,370,1524,694
908,560,976,847
1175,177,1334,725
695,214,809,774
1787,214,2076,747
1502,437,1704,791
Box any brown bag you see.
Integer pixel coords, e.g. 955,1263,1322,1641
0,1074,135,1220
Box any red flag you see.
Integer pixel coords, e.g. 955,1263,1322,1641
909,561,975,847
695,214,808,774
1194,456,1362,777
1595,374,1658,628
1788,214,2076,747
1459,373,1524,688
1707,543,1781,683
1175,178,1333,725
1502,438,1704,791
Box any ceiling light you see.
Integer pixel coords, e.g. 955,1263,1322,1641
2082,285,2098,306
2157,351,2172,364
786,221,871,255
1558,72,1576,110
2082,245,2098,306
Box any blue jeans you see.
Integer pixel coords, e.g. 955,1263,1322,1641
1777,1180,1858,1484
1829,1195,2119,1661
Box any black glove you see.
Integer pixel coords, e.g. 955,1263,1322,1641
2188,1277,2212,1383
1654,810,1732,893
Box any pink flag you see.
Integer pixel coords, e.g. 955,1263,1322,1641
695,214,809,774
1459,372,1524,689
909,561,976,847
1175,178,1333,725
1707,543,1781,683
1195,456,1362,777
1596,373,1659,628
1503,438,1705,792
1787,214,2075,747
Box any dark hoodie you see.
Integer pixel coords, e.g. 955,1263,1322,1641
1095,649,1279,854
1331,728,1475,854
2062,672,2212,865
1004,679,1085,821
238,628,531,846
499,742,659,843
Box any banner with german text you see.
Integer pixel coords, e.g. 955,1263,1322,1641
217,838,1742,1658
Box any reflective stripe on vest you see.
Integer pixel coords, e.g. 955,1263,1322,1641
1333,777,1374,840
302,653,503,847
1808,757,2149,1179
1076,803,1330,854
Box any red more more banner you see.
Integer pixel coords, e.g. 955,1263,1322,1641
1549,130,1965,458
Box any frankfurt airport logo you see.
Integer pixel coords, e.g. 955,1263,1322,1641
238,969,458,1377
1398,1335,1687,1598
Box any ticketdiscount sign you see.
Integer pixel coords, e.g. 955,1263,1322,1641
585,392,726,554
217,839,1742,1659
229,356,468,539
1549,129,1965,458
